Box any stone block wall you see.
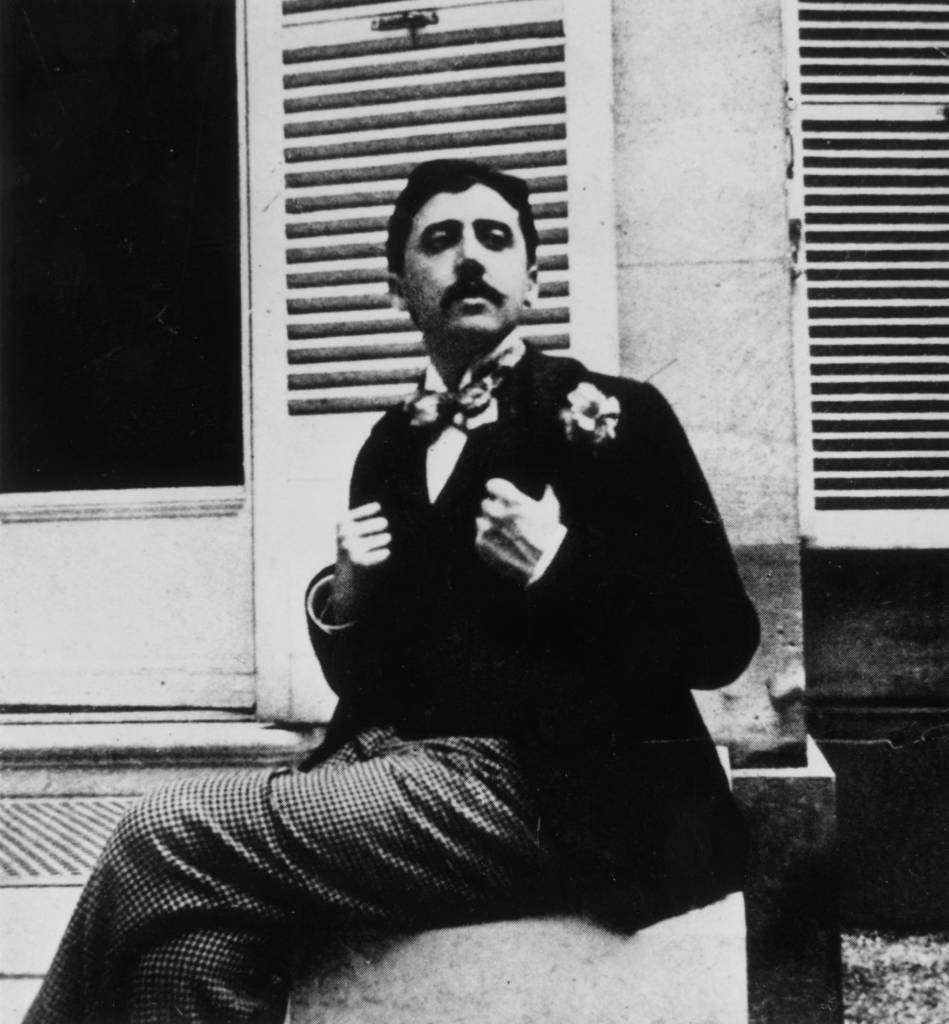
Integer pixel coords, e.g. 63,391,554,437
609,0,803,765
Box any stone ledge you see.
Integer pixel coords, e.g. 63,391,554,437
290,894,747,1024
0,719,324,796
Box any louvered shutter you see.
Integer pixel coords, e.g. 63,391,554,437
245,0,614,721
280,0,571,416
790,1,949,546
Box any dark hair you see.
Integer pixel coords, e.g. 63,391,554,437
386,159,539,274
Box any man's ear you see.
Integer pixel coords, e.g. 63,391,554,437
522,265,539,308
388,273,407,312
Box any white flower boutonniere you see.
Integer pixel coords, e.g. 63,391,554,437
405,391,445,428
560,382,621,445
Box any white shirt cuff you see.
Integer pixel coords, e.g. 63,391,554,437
305,575,356,634
528,524,568,585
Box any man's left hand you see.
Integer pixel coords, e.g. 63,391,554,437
476,478,564,584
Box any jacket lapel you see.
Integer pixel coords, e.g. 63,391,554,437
396,346,589,518
430,348,566,514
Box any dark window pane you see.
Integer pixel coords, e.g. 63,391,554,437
0,0,242,492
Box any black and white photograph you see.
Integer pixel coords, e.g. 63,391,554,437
1,2,948,1022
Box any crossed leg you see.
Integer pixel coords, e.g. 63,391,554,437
24,728,555,1024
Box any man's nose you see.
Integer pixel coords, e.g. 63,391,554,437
455,227,485,273
455,256,485,282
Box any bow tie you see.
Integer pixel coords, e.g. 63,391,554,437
405,337,525,432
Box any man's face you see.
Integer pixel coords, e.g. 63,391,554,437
390,184,538,369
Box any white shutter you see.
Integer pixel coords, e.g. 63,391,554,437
280,0,571,416
246,0,615,720
789,1,949,546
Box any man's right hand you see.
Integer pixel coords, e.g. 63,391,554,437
331,501,391,622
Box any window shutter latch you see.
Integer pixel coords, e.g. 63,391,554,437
371,10,438,45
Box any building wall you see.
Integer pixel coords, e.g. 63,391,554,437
610,0,805,763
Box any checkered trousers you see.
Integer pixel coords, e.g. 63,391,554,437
24,727,556,1024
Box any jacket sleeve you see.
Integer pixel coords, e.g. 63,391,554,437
526,381,759,691
304,425,393,702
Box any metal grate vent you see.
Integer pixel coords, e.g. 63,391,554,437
0,797,136,887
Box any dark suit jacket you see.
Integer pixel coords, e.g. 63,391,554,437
306,346,759,930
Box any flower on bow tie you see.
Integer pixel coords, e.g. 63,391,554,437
405,377,498,429
406,390,449,428
405,337,525,429
560,382,620,445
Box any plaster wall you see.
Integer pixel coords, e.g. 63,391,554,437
610,0,804,762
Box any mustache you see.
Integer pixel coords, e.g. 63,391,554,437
441,278,504,311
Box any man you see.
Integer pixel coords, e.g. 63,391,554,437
25,160,759,1024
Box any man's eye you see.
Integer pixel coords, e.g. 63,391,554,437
479,226,512,250
421,226,457,251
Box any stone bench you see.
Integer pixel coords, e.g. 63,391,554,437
289,892,747,1024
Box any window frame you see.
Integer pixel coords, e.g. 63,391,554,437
0,0,254,523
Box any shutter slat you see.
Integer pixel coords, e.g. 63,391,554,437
284,201,567,235
813,381,949,393
810,304,949,316
284,22,564,65
801,30,949,42
812,325,949,336
290,367,421,389
286,178,569,209
286,259,569,290
815,477,949,491
286,97,566,139
808,229,949,241
811,288,949,297
813,398,949,411
285,0,410,13
805,173,949,185
287,193,566,217
802,64,949,77
287,224,567,248
809,267,949,278
288,334,570,367
817,457,949,471
800,1,949,6
285,72,565,114
285,45,564,90
285,123,566,163
801,10,949,24
813,361,949,373
290,341,425,364
287,150,566,188
815,437,949,452
289,395,409,415
813,418,949,431
817,497,949,510
806,158,949,168
287,279,568,313
801,47,949,60
807,194,949,205
287,250,569,272
812,344,949,355
289,318,412,339
287,307,570,340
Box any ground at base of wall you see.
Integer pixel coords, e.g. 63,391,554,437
843,930,949,1024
